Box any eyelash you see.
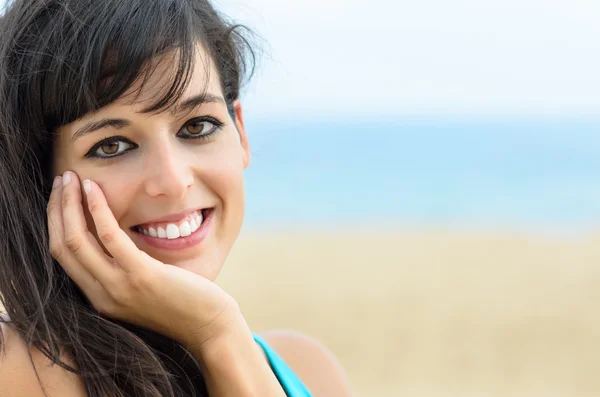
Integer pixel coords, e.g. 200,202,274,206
84,116,225,160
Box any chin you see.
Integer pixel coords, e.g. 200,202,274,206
173,257,223,281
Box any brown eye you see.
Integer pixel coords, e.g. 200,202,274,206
100,142,119,155
177,117,223,140
86,138,136,160
186,120,208,135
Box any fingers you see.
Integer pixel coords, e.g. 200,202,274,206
61,171,119,286
47,174,101,295
82,178,146,274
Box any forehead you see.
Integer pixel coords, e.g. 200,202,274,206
71,44,223,125
115,44,222,110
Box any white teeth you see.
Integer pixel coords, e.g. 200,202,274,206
138,210,208,239
166,224,180,239
179,221,192,237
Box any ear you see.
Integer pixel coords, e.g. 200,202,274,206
232,99,250,169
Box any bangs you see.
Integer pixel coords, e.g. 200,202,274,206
36,0,209,132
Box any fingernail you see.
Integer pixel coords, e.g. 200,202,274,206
83,180,91,195
52,176,62,188
62,171,71,186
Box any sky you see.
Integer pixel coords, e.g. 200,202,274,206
1,0,599,118
216,0,600,118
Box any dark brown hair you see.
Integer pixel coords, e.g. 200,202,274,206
0,0,258,395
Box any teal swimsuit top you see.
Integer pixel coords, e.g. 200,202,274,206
253,334,313,397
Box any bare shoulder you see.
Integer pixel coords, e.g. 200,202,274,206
258,329,355,397
0,320,87,397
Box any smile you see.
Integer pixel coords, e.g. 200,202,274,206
134,209,208,239
131,208,214,250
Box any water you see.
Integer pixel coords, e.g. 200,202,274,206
243,116,600,233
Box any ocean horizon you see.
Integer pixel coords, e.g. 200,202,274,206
241,116,600,235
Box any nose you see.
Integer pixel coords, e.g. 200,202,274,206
143,141,194,199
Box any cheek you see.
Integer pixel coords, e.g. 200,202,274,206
81,178,133,257
82,177,133,234
203,151,245,204
199,145,247,234
201,132,247,199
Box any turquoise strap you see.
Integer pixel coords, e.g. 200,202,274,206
253,334,313,397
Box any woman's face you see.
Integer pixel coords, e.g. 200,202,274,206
52,48,250,281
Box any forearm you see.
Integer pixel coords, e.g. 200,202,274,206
186,309,287,397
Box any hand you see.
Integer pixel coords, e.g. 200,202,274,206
46,171,239,349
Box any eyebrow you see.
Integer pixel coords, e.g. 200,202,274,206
71,93,226,142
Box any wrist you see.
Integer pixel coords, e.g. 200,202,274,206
190,308,286,397
178,296,246,354
193,306,253,361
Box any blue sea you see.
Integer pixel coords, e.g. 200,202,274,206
242,116,600,234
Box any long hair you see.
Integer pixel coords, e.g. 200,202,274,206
0,0,258,395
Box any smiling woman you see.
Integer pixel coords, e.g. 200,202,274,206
51,46,249,276
0,0,352,396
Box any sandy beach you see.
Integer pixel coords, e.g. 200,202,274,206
219,227,600,397
2,228,599,396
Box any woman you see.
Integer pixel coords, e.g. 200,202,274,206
0,0,354,396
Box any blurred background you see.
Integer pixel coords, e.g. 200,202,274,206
0,0,597,396
213,1,600,396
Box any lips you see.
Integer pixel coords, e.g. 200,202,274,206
131,208,212,240
136,207,204,226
